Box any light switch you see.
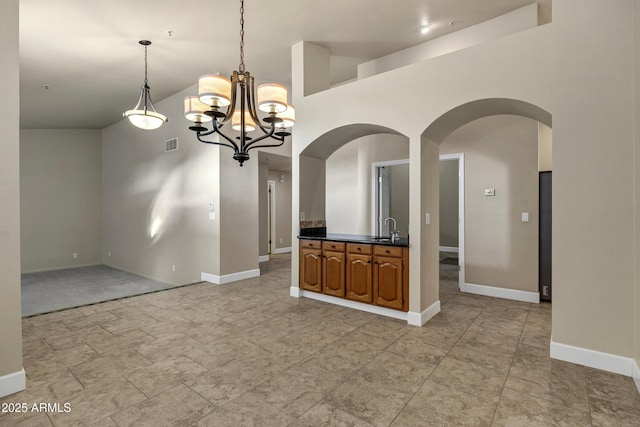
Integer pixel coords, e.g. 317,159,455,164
484,189,495,196
521,212,529,222
425,213,431,225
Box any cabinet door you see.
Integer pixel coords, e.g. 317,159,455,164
323,250,345,297
301,248,322,292
374,255,403,310
346,253,373,303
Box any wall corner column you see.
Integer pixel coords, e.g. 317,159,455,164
291,42,330,103
0,0,25,398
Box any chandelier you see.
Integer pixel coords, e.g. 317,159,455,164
184,0,295,166
123,40,168,130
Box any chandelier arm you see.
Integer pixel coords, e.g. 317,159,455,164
196,133,235,150
246,75,268,135
243,124,278,151
220,73,239,125
245,137,286,153
212,119,240,151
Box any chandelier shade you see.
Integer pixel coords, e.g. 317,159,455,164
277,104,295,128
232,111,257,132
123,40,167,130
184,0,294,166
198,75,232,107
257,84,288,113
184,96,213,123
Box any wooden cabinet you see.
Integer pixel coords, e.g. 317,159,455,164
346,253,373,303
373,246,409,311
300,244,322,292
374,255,404,310
323,250,345,297
299,239,408,312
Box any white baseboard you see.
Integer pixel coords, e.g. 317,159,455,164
633,359,640,394
550,339,635,377
290,286,302,298
461,282,540,304
273,247,292,254
0,369,25,398
439,246,459,253
258,255,270,263
407,301,441,326
201,269,260,285
297,290,408,321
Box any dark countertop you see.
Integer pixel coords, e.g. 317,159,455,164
298,233,409,247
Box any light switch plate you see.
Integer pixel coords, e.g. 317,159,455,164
425,213,431,225
484,189,495,196
521,212,529,222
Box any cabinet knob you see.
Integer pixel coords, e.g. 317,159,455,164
385,250,390,253
331,245,335,248
367,261,371,264
374,261,378,264
357,247,361,251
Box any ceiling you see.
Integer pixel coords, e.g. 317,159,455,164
19,0,550,129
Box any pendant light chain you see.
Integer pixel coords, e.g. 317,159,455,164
239,0,245,73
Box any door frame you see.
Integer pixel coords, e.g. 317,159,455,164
439,153,465,288
371,159,410,236
267,180,276,254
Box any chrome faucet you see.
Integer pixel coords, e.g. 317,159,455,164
385,217,400,242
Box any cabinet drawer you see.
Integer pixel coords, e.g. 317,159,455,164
374,245,403,257
347,243,372,255
322,241,346,252
301,240,321,249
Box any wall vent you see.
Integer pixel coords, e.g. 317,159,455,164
165,137,178,152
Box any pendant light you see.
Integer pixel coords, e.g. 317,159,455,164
123,40,168,130
184,0,295,166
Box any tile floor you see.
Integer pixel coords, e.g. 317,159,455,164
3,254,639,426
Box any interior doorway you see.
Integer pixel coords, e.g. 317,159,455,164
267,180,276,254
439,153,465,289
372,159,410,236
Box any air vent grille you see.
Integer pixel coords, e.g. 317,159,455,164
165,138,178,152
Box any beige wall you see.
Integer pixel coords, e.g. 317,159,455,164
538,122,553,171
299,155,326,222
441,115,539,292
102,84,223,284
325,134,408,234
389,163,410,236
0,0,23,388
268,170,292,249
439,159,459,248
551,0,634,357
634,0,640,383
258,162,269,256
292,1,637,362
20,129,102,273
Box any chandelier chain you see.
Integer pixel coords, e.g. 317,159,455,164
239,0,245,73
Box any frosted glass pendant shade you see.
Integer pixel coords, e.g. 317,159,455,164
231,111,256,132
125,110,167,130
277,104,295,128
198,75,232,107
184,96,213,122
257,83,288,113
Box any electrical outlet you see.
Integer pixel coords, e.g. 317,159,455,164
108,251,111,257
73,252,78,258
172,265,176,272
279,238,283,244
